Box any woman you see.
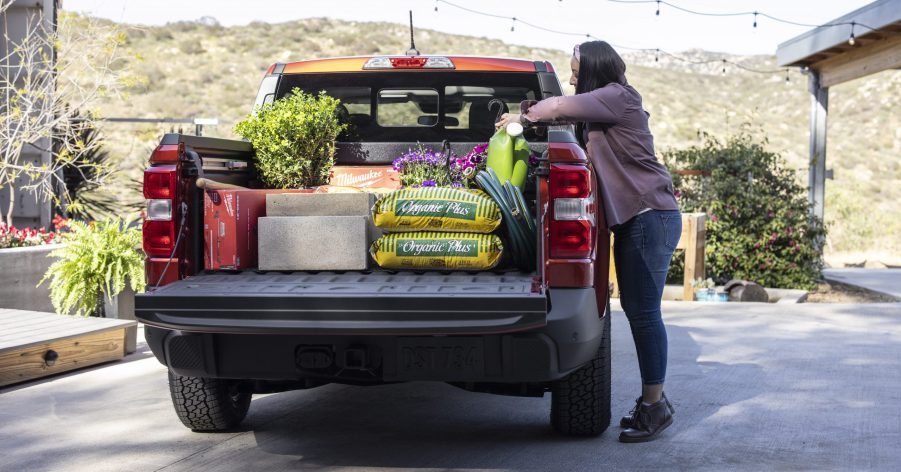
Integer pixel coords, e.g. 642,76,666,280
496,41,681,443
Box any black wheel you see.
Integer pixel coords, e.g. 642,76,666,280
168,371,251,432
550,303,612,436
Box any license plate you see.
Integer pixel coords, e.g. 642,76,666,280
398,338,484,378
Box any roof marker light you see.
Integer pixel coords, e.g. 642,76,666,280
363,56,455,70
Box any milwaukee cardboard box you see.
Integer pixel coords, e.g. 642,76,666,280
203,189,310,270
329,166,401,189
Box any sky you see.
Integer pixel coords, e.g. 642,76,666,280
63,0,873,56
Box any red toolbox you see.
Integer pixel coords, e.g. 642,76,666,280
203,189,311,270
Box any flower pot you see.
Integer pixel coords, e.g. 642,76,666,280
0,243,64,312
103,282,138,354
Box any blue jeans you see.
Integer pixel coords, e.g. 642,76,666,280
612,209,681,385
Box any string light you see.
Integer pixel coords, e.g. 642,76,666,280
784,68,790,84
608,0,876,32
433,0,798,77
434,0,438,12
753,11,758,29
848,22,856,46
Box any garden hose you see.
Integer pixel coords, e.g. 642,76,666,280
476,168,535,271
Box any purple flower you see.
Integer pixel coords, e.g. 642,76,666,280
421,179,437,187
451,182,463,188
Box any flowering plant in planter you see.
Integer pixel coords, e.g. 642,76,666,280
449,143,489,188
392,145,457,188
0,216,68,249
392,143,495,189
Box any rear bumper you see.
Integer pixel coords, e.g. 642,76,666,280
143,288,604,384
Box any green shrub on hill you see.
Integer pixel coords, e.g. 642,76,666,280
664,133,825,289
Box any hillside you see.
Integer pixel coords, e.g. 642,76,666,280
69,15,901,261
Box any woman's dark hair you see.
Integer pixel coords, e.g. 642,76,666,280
575,40,627,95
575,41,627,145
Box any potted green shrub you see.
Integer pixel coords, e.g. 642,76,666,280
234,89,346,189
40,216,145,318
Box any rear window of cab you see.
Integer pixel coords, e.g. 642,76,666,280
276,72,542,142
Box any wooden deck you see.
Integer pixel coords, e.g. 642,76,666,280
0,309,136,388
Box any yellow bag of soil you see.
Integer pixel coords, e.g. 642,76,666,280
370,232,503,270
371,187,501,233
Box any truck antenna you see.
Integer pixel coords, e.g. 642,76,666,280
405,10,420,56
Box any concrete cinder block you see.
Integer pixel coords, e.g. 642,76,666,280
258,216,369,271
266,192,381,241
266,193,375,217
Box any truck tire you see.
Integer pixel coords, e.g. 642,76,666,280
550,305,611,436
168,371,251,432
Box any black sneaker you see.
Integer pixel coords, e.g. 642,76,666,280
618,397,674,443
620,393,674,429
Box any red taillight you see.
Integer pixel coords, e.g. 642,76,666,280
143,220,175,256
550,164,591,199
149,144,181,164
549,164,595,259
143,164,177,257
550,220,594,258
143,166,176,199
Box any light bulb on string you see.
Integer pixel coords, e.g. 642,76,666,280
434,0,438,12
752,12,758,32
848,22,856,46
511,17,516,32
785,68,791,85
655,0,660,16
721,59,727,76
655,48,659,63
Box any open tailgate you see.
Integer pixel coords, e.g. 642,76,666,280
135,271,547,335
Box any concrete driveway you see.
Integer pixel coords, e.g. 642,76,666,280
2,301,900,471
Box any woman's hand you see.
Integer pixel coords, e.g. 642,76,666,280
495,113,522,130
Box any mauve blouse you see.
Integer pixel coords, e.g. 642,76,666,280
522,82,678,228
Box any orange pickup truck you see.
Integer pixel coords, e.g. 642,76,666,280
135,55,612,436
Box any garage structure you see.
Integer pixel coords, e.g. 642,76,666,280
776,0,901,222
0,0,60,228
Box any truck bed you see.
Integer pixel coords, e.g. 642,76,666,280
135,271,547,335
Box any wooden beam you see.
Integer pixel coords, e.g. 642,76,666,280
808,71,828,227
680,213,707,302
813,33,901,87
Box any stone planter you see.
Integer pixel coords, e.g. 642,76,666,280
103,283,138,354
0,244,63,312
